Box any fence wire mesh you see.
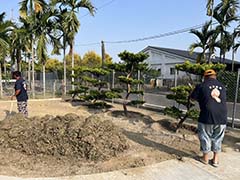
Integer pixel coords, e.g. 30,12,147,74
1,68,239,127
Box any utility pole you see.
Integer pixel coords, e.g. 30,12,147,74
101,40,105,67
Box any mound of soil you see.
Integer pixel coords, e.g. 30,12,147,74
0,113,128,161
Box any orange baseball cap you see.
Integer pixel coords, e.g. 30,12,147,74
204,69,216,77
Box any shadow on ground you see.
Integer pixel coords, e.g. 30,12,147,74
3,110,17,120
110,110,154,125
123,130,198,159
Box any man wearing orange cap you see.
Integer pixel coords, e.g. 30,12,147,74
190,69,227,167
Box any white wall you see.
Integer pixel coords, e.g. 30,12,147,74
144,48,187,80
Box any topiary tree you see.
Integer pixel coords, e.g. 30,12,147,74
164,60,226,130
108,51,148,116
69,66,121,108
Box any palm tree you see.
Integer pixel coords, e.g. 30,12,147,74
51,0,95,94
0,12,12,98
34,8,61,97
17,17,34,83
213,0,239,61
19,0,47,98
207,0,215,17
189,21,216,63
231,26,240,71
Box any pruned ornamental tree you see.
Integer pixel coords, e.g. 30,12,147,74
109,51,148,116
164,60,226,130
70,66,120,107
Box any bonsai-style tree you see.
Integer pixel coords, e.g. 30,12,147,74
164,60,226,130
70,66,120,107
109,51,148,116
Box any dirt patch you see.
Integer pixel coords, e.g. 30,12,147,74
0,113,128,161
0,100,238,178
158,119,198,135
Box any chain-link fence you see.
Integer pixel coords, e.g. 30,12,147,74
1,68,239,127
0,71,70,99
138,68,240,127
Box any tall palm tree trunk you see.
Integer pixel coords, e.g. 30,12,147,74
0,63,3,98
231,49,235,71
71,40,74,91
28,56,31,88
208,0,214,63
43,63,46,98
3,60,6,77
63,45,66,95
32,41,35,98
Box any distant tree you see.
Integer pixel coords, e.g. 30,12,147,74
189,21,216,63
50,0,95,93
104,53,113,65
213,0,239,61
45,58,63,78
65,53,81,67
82,51,113,67
82,51,101,67
0,12,12,98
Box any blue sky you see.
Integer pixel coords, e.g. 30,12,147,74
0,0,237,62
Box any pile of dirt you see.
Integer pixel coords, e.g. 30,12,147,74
0,113,129,161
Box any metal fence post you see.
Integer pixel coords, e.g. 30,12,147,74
112,70,115,103
53,80,56,98
137,70,140,108
232,68,240,128
174,69,178,87
173,69,178,107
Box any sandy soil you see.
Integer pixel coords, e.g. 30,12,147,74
0,99,239,178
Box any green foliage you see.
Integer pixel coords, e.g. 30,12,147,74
186,109,200,120
82,51,101,67
65,53,82,67
111,88,124,93
164,106,183,119
118,76,144,85
127,100,145,106
130,90,144,95
105,91,122,99
69,65,116,107
106,63,126,73
166,85,195,107
175,60,226,75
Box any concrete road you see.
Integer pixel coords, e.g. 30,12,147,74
127,92,240,120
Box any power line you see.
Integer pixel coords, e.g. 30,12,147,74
105,21,218,44
75,42,100,46
75,21,218,46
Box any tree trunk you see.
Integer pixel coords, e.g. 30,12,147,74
63,45,66,95
0,63,3,98
43,63,46,98
3,59,6,77
231,49,235,72
32,41,35,99
71,41,75,91
123,84,131,116
28,56,31,89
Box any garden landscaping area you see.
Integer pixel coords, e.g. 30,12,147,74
0,99,239,178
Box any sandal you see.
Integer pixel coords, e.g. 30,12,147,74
210,159,219,167
198,157,208,165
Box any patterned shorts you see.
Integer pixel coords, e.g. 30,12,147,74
198,122,226,153
17,101,28,117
